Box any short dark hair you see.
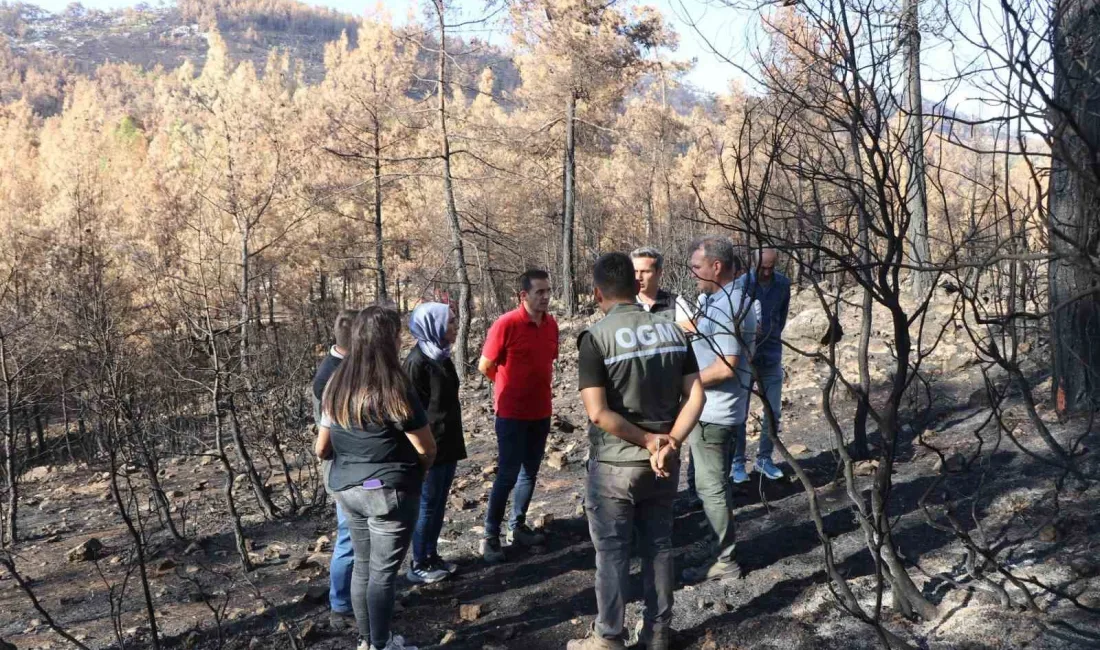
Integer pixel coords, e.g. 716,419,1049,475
333,309,358,350
690,235,736,273
593,252,636,301
630,246,663,271
517,269,550,294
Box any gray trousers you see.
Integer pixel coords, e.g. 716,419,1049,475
333,485,419,648
585,459,678,641
689,422,738,563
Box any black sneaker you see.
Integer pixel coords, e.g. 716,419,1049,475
406,560,448,584
506,524,546,546
428,553,458,575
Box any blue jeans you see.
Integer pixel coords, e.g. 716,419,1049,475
732,362,783,466
484,417,550,538
412,462,457,563
330,503,354,614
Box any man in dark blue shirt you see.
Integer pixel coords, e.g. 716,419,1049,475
732,249,791,483
311,309,357,630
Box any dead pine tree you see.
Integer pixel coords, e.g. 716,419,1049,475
428,0,474,376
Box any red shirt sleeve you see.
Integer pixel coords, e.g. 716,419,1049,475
482,316,507,363
551,317,560,360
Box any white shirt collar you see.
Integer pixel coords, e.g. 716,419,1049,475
330,345,345,360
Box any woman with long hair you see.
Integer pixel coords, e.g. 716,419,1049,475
317,306,436,650
403,302,466,584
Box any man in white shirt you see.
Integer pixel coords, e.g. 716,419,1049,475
631,246,695,325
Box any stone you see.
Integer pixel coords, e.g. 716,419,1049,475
787,443,809,456
67,538,104,562
289,554,326,571
170,490,185,498
933,452,965,474
23,466,51,483
1038,525,1058,543
553,416,577,433
187,591,208,603
533,513,553,529
312,536,331,553
787,308,829,342
967,387,990,408
261,543,288,560
440,629,458,645
184,631,201,649
299,620,320,642
301,585,328,605
853,460,879,477
459,603,482,621
1070,556,1099,578
701,629,719,650
449,496,474,511
546,451,567,470
154,558,177,575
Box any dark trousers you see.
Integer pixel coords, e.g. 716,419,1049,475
334,486,419,648
484,416,550,538
412,462,457,563
585,460,678,641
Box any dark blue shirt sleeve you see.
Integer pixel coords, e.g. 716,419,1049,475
778,279,791,333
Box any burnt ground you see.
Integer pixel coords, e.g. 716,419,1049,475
3,293,1100,650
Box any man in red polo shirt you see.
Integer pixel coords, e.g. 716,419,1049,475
477,269,559,563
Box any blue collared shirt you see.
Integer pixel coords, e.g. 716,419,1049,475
692,281,756,425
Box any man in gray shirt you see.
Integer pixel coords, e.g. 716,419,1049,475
681,236,756,584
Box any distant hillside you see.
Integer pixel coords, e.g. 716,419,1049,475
0,0,525,111
0,0,711,121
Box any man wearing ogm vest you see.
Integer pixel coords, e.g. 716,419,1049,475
568,253,706,650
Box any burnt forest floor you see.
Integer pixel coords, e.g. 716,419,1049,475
3,295,1100,650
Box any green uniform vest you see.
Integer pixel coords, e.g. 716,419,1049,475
581,303,692,463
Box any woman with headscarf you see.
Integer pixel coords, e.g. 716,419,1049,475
402,302,467,584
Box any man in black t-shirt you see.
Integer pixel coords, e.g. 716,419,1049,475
311,309,357,630
567,253,706,650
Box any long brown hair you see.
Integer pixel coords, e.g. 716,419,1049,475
321,306,413,428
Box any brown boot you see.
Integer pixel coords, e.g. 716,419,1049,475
630,619,671,650
567,627,627,650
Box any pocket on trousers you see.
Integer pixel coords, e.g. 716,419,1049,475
361,486,399,517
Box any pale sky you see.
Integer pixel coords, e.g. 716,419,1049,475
28,0,1017,114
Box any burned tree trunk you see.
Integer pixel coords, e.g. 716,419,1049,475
1049,0,1100,413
